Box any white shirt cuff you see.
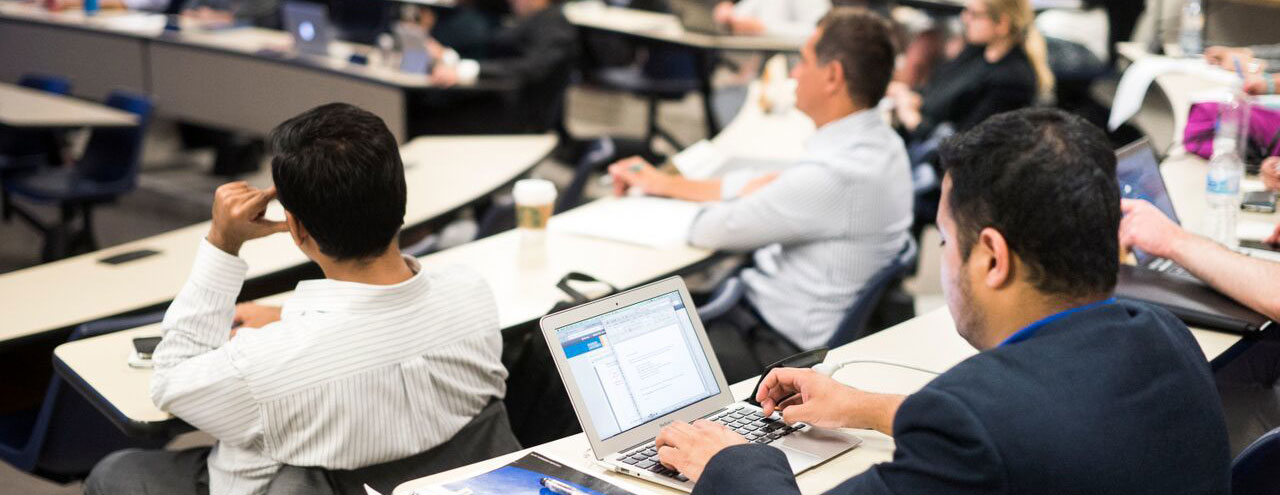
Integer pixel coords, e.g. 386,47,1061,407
456,59,480,85
720,170,757,200
441,47,460,66
192,238,250,295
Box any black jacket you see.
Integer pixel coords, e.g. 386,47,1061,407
477,5,578,132
912,44,1037,142
694,301,1232,495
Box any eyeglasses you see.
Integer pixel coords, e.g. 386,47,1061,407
961,7,992,20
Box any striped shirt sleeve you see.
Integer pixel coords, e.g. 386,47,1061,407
150,239,261,447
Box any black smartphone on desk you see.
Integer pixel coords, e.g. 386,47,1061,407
1242,191,1277,213
129,337,162,369
1240,239,1280,253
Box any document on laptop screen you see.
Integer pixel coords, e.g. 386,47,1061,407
557,291,721,440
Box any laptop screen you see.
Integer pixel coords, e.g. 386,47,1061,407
1116,140,1179,264
554,290,722,441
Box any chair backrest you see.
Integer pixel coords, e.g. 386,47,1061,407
0,312,168,481
825,240,918,348
264,399,521,495
1233,426,1280,495
18,74,72,96
641,46,699,82
76,91,153,187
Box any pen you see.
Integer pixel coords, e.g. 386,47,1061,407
539,477,590,495
1234,58,1246,80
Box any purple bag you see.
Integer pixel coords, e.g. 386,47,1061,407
1184,102,1280,167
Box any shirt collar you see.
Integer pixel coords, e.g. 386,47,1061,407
282,256,428,317
805,108,883,153
998,297,1117,347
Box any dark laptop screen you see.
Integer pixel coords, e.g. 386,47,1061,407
1116,139,1179,264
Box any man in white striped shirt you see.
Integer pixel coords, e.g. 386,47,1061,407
609,9,912,382
84,104,508,495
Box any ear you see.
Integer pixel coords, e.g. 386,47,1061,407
285,211,307,247
824,59,845,96
975,227,1013,290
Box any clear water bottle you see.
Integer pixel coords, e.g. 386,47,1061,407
1205,137,1243,247
1179,0,1205,56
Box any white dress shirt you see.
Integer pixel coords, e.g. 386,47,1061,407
689,109,913,349
732,0,830,38
151,240,507,495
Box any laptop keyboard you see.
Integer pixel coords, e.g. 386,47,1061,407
617,408,805,483
1150,258,1193,279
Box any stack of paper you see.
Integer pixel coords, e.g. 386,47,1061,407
548,197,701,249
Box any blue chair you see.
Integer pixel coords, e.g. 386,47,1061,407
699,240,918,348
0,312,170,482
4,90,153,261
1233,426,1280,495
1,74,74,221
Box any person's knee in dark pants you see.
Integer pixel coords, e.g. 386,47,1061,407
84,447,211,495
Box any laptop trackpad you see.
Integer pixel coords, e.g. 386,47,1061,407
776,428,861,474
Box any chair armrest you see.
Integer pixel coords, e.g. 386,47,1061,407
697,276,745,321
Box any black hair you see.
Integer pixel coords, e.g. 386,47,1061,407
269,103,406,261
816,7,897,108
940,108,1120,298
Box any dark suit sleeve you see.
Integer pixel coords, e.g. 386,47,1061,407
693,444,800,495
831,387,1007,495
691,387,1005,495
477,15,577,85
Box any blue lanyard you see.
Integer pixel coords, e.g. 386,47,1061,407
999,298,1117,347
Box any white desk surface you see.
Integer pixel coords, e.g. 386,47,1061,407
1,134,555,344
389,307,1241,495
0,2,164,37
0,82,138,128
153,27,450,90
0,2,472,90
563,2,803,53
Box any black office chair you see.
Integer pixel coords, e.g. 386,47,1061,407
587,46,703,158
4,90,153,261
263,400,521,495
1232,426,1280,495
1,74,75,220
0,312,170,482
698,240,918,348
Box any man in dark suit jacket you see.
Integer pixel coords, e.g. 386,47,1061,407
651,108,1233,495
429,0,577,133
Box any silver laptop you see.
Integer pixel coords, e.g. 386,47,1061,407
539,277,860,492
283,1,334,56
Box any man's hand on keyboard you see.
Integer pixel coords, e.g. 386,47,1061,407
655,420,747,482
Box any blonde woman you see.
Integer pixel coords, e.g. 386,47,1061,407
889,0,1053,145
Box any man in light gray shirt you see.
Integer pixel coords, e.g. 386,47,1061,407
610,8,911,381
84,104,508,495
